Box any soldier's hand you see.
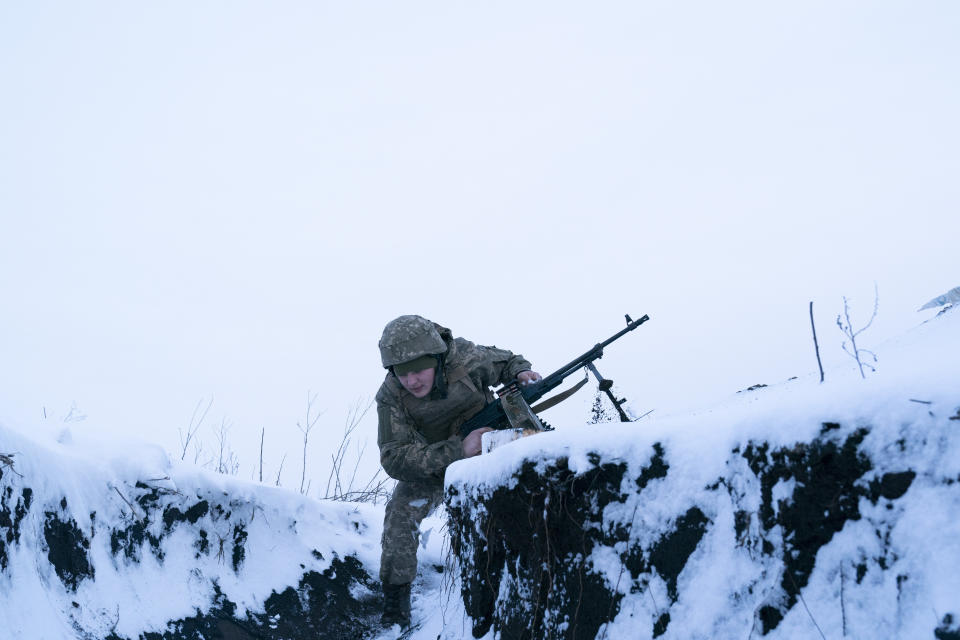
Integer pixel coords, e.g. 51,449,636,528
463,427,493,458
517,370,542,386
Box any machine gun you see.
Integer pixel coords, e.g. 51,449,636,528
459,313,650,439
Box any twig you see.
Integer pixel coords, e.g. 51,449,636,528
297,391,324,495
258,427,265,483
141,477,182,497
0,452,24,478
113,486,143,520
836,284,879,379
644,577,661,623
216,533,226,564
840,562,848,636
785,569,827,640
63,402,87,423
322,400,384,503
275,453,287,487
810,301,825,383
180,396,213,461
213,417,239,475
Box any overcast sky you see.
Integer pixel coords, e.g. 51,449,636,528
2,1,958,489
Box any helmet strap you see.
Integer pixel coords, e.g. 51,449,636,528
431,354,448,399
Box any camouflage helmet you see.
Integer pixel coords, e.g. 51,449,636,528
378,315,448,368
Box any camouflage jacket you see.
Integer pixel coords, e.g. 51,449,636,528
376,324,533,483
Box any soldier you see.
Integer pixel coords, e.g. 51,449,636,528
376,315,541,628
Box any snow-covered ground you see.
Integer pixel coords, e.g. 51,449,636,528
2,306,957,639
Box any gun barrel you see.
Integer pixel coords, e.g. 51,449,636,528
459,313,650,438
600,313,650,349
541,314,649,386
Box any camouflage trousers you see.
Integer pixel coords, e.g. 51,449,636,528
380,479,444,585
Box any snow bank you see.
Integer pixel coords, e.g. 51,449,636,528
0,413,385,639
445,309,960,639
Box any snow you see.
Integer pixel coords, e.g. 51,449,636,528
2,308,958,639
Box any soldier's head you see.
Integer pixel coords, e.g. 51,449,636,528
379,315,447,398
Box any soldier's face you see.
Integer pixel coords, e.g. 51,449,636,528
396,366,436,398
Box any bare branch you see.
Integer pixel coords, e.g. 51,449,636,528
809,301,825,383
258,427,265,483
851,282,880,338
180,396,213,461
275,453,287,487
63,402,87,423
836,285,880,379
112,486,144,520
213,417,239,476
0,452,23,478
320,399,392,504
297,391,324,495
